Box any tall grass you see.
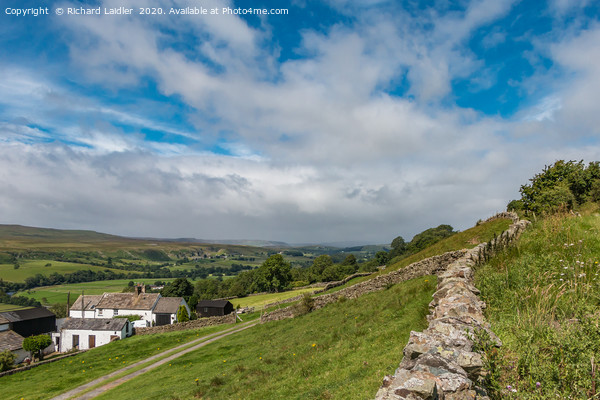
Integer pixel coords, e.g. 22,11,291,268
475,211,600,399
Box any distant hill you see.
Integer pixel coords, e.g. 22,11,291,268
140,237,292,248
0,224,133,243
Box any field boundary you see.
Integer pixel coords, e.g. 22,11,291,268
374,214,530,399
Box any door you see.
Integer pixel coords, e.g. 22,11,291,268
88,335,96,349
155,314,171,326
72,334,79,349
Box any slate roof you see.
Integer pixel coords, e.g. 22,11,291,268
197,300,231,308
71,295,103,311
0,315,9,325
95,292,160,310
0,307,55,322
61,318,128,331
153,297,184,314
0,330,25,352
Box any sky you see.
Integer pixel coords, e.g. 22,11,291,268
0,0,599,245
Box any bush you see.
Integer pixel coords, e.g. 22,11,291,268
294,293,315,316
22,334,52,361
0,350,15,371
177,305,190,322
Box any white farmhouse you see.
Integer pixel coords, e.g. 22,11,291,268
54,318,131,352
69,295,102,319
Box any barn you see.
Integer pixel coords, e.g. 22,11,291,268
196,300,234,318
0,307,56,337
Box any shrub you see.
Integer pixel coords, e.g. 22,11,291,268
177,305,190,322
0,350,15,371
22,334,52,361
294,293,315,316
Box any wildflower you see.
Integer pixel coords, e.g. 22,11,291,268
223,360,226,363
259,356,262,360
82,361,85,363
312,343,316,347
579,273,586,278
536,382,541,388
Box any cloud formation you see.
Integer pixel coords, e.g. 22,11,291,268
0,0,599,244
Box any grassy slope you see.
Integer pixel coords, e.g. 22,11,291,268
230,287,317,309
475,210,600,399
319,217,513,294
94,276,437,400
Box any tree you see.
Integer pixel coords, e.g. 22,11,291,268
389,236,408,259
374,251,390,266
176,305,189,322
408,225,455,254
49,302,67,318
308,255,334,282
161,278,194,297
22,334,52,361
519,160,600,213
252,254,292,293
341,254,357,266
0,350,15,371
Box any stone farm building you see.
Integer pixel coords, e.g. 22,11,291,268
196,300,234,318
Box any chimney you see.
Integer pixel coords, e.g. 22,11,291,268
135,284,141,296
141,283,146,294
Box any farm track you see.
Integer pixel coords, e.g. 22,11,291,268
50,321,258,400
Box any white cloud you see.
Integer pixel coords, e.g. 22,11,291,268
1,0,599,243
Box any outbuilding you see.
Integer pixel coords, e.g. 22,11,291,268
196,300,234,318
0,307,56,337
152,297,190,326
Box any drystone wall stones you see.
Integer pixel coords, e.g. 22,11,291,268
374,214,530,400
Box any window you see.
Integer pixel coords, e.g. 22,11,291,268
72,335,79,349
113,309,119,316
98,309,103,316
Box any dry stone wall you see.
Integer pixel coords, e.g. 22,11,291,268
135,313,236,335
374,215,530,400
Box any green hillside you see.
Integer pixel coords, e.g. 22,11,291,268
0,276,436,400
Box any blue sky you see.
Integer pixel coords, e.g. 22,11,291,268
0,0,599,244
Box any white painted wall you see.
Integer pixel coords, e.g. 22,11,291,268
69,310,95,319
57,326,128,353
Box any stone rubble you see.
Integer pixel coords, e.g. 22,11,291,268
374,214,530,400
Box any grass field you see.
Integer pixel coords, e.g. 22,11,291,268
0,275,436,400
0,260,142,283
230,287,318,309
15,279,180,305
0,303,32,311
475,209,600,398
